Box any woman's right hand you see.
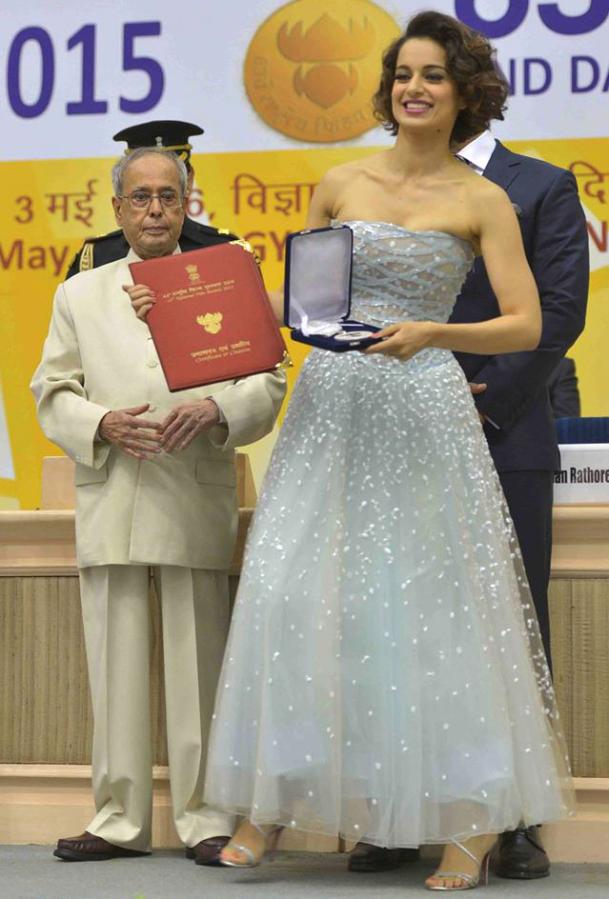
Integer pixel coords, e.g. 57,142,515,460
364,320,435,360
123,283,156,320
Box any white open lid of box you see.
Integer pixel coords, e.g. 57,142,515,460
286,226,352,330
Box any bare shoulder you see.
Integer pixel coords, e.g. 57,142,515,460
309,155,380,225
319,154,380,189
467,176,516,231
469,175,511,210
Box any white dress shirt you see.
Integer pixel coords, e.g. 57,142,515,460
456,129,497,175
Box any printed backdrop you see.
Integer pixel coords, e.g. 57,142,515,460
1,0,608,508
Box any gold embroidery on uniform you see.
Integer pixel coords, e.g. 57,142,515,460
80,242,94,272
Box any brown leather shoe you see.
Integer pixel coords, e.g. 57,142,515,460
54,831,149,861
348,841,419,872
185,835,231,866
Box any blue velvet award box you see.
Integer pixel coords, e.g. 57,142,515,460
284,224,382,351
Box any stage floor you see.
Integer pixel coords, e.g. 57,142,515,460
2,847,608,899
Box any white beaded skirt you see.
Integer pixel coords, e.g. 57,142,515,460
204,345,573,847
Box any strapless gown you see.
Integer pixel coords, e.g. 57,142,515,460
204,222,572,847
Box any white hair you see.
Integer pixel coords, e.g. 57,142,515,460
111,147,188,197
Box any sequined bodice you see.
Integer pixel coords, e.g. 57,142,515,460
345,220,474,329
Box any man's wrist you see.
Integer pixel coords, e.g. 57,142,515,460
96,413,110,442
205,397,225,425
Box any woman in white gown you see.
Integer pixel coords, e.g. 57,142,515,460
201,11,572,891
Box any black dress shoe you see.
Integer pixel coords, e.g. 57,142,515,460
348,841,419,872
185,835,231,866
54,831,149,861
493,826,550,879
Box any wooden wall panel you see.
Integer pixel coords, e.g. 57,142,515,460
0,574,243,766
0,576,171,765
571,579,609,776
2,573,608,771
548,578,573,761
549,577,609,778
0,577,91,764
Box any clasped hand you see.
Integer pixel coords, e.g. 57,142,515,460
99,400,220,459
364,321,434,360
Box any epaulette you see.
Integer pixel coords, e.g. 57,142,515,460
65,229,130,279
182,218,238,240
81,230,124,270
82,228,123,244
192,221,229,236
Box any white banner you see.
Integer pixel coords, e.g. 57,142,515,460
1,0,608,162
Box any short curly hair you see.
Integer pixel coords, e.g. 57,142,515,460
373,11,508,145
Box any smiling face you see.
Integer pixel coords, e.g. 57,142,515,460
112,153,186,259
390,37,464,136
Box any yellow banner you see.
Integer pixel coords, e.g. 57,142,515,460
1,139,607,508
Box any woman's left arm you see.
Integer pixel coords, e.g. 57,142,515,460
366,184,541,360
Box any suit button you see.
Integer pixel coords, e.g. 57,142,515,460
148,404,156,412
146,359,159,368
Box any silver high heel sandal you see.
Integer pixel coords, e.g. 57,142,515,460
220,822,283,868
425,839,493,891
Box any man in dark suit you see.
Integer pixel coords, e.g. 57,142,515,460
451,130,588,879
548,356,581,419
65,120,237,278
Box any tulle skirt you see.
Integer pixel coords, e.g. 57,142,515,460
204,348,573,846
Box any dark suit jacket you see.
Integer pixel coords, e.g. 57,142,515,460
548,356,580,419
65,216,238,279
450,141,589,472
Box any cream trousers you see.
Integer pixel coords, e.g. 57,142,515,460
79,564,234,851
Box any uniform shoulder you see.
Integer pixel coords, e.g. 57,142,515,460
65,229,129,278
81,228,124,245
181,217,239,244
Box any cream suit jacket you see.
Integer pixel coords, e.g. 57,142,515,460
31,250,286,569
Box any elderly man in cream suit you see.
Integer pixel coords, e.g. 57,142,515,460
31,147,286,865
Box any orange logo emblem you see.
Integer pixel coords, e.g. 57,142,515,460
244,0,399,142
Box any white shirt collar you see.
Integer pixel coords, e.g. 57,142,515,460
457,130,497,174
126,243,182,263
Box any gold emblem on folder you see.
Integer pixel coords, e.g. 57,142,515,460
197,312,223,334
185,264,201,283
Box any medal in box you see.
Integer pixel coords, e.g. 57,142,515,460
284,224,382,351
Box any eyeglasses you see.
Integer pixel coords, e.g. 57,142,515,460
119,189,182,209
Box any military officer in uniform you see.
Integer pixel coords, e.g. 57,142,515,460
65,120,236,278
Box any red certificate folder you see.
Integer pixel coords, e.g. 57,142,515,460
129,242,287,390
